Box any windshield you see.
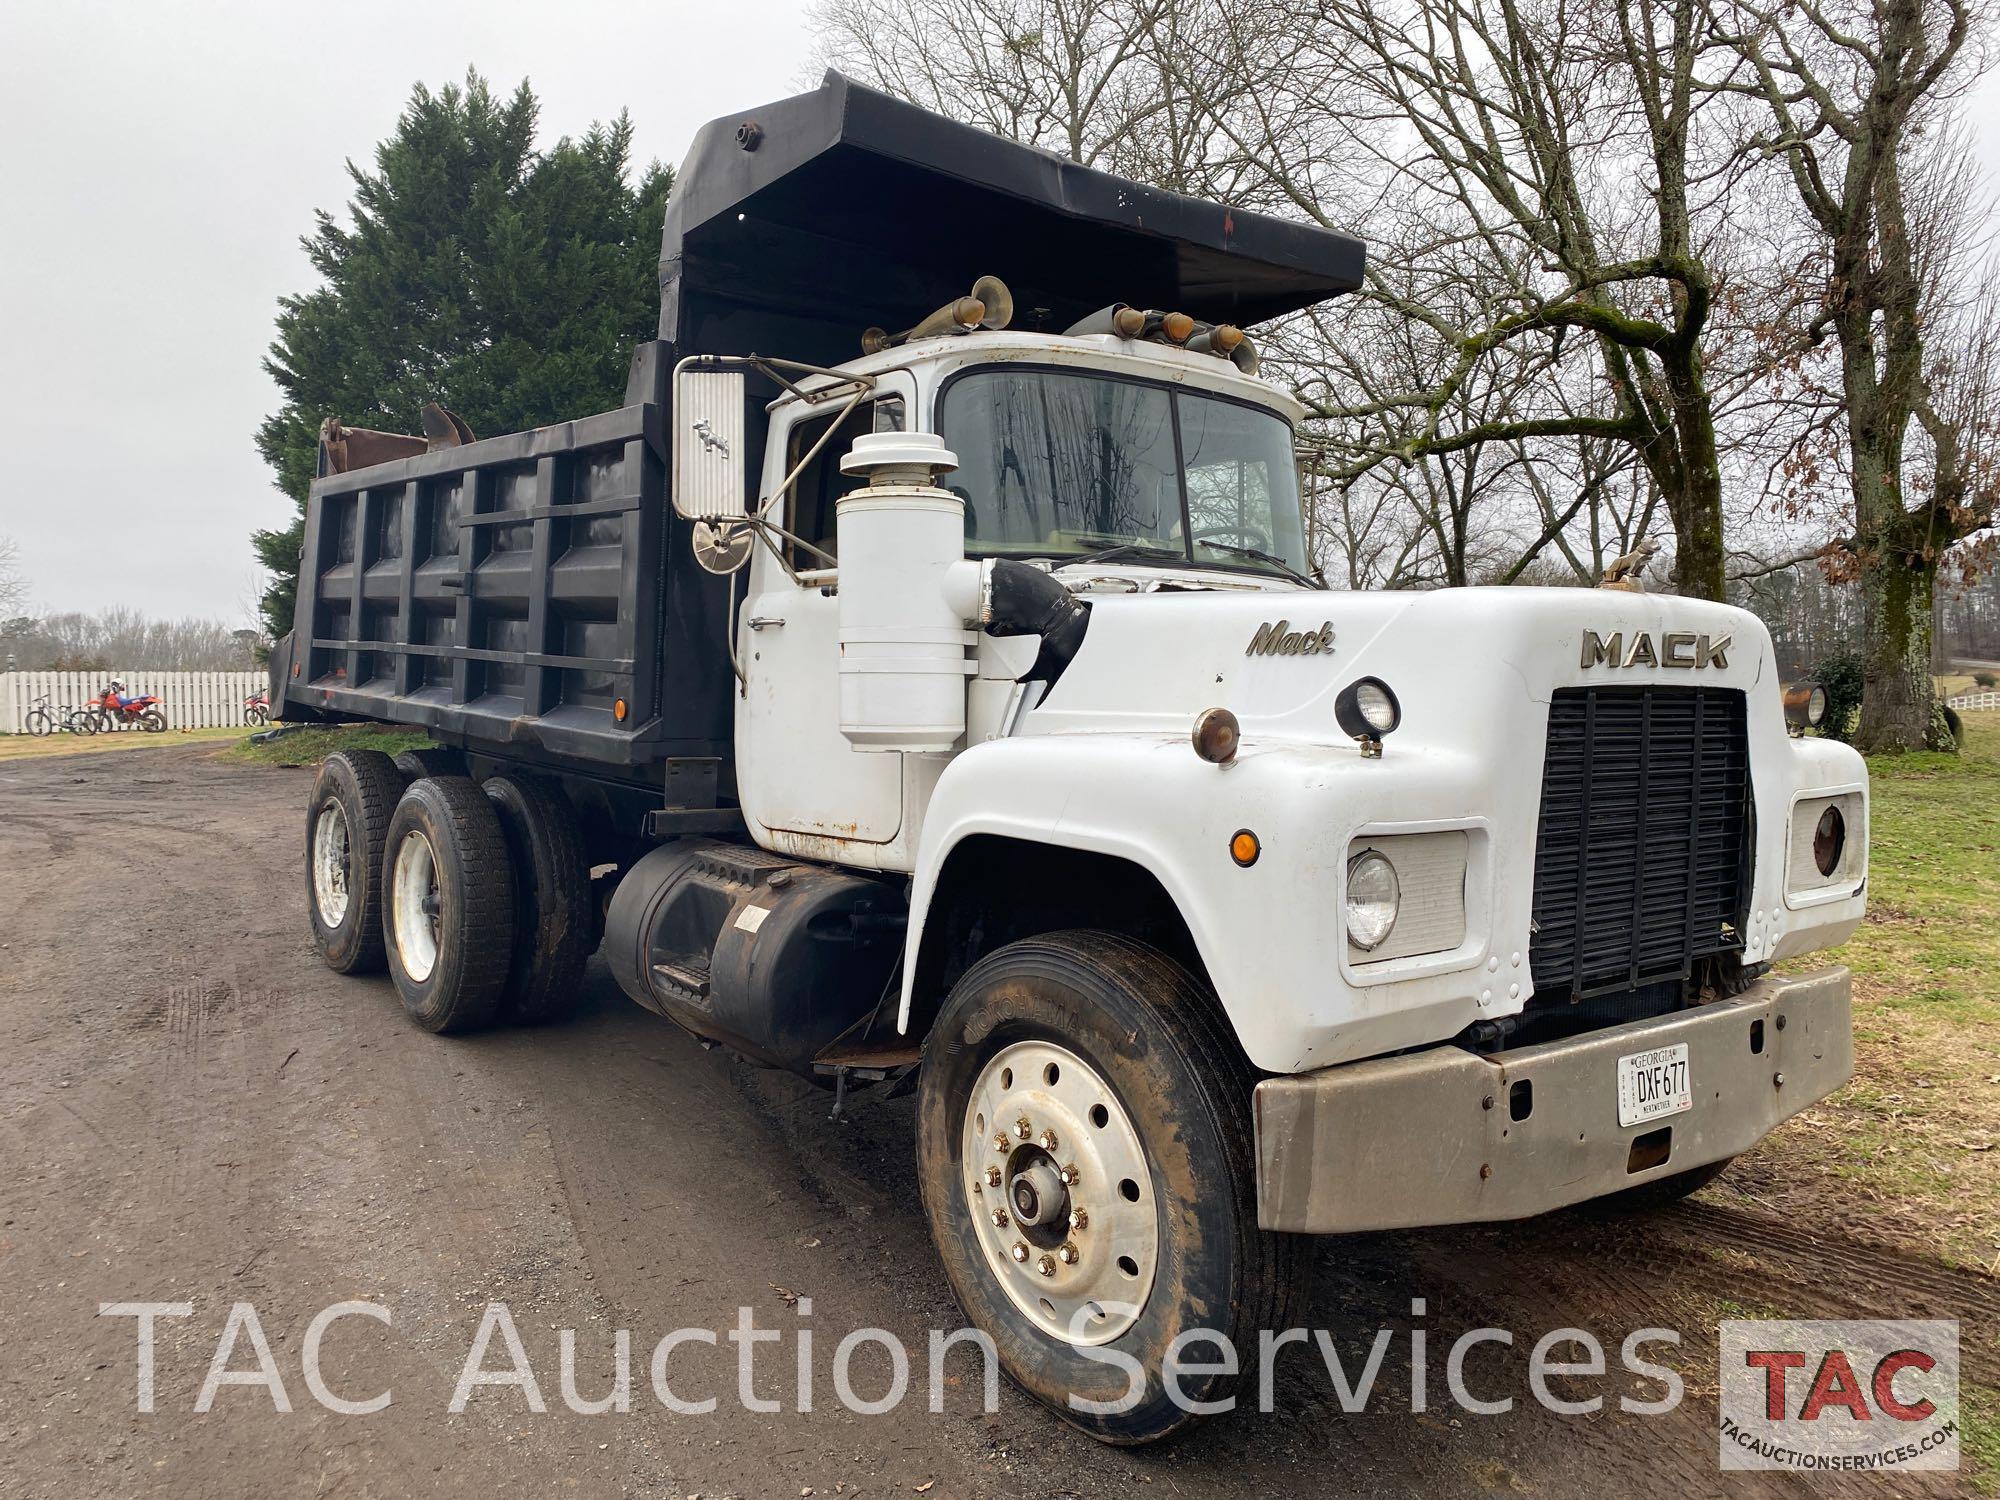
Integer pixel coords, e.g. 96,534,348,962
937,367,1309,578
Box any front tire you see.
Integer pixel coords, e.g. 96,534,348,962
25,708,52,737
381,777,514,1034
306,749,403,974
915,930,1311,1445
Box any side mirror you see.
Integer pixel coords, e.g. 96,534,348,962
672,364,748,521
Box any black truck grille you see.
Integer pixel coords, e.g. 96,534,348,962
1529,686,1751,1003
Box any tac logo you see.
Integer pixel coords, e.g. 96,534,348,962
1719,1320,1959,1472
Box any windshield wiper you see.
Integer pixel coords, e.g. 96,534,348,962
1193,540,1324,589
1050,542,1186,569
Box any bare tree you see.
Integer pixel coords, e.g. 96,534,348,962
811,0,1814,599
1244,0,1808,599
0,538,25,620
1720,0,1989,747
3,609,264,671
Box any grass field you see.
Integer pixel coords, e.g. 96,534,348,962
1752,711,2000,1273
218,723,432,767
1748,711,2000,1489
0,725,254,763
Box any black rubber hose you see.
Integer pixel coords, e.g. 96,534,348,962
981,560,1091,687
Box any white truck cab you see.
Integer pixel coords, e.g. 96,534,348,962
670,315,1863,1437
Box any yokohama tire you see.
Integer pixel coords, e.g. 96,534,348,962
915,930,1312,1445
482,773,593,1024
305,749,403,974
381,777,515,1034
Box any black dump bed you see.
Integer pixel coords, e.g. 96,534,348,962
271,72,1365,781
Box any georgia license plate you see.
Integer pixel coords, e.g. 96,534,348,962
1616,1043,1692,1128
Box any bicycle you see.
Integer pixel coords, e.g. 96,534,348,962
23,694,55,737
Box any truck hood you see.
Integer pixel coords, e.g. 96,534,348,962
1019,586,1771,744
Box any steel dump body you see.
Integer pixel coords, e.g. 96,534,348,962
272,378,731,777
270,72,1366,782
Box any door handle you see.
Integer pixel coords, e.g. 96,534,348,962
747,616,785,630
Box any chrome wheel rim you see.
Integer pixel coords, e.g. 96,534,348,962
960,1040,1159,1345
311,802,352,928
390,830,441,982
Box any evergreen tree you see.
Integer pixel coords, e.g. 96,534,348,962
253,72,671,638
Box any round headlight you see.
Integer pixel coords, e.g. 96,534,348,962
1346,850,1400,950
1355,682,1398,732
1334,677,1402,744
1813,805,1845,877
1807,684,1828,726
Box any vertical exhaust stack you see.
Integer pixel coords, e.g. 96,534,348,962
834,433,982,752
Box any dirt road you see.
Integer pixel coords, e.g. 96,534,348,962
0,746,1989,1497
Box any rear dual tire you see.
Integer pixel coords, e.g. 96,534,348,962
381,777,515,1034
306,750,403,974
307,756,591,1033
483,773,591,1025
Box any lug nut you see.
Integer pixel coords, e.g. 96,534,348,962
1057,1242,1079,1265
1069,1207,1089,1232
991,1207,1009,1228
993,1133,1010,1154
1037,1254,1057,1278
1015,1117,1033,1140
986,1165,1003,1188
1010,1242,1030,1263
1057,1163,1080,1187
1039,1129,1059,1151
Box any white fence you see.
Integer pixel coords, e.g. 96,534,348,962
1947,690,2000,711
0,670,267,733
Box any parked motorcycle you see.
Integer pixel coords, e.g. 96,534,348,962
88,681,168,733
243,688,271,726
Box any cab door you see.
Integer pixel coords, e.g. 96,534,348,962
735,376,913,845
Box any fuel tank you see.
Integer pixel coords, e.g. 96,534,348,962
604,839,905,1078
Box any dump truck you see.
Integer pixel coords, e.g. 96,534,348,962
273,72,1867,1442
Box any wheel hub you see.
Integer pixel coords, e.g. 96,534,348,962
1008,1155,1067,1229
311,802,352,928
960,1040,1158,1345
390,830,442,982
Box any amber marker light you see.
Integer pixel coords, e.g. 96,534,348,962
614,697,629,722
1230,829,1261,867
1192,706,1240,764
1161,311,1196,343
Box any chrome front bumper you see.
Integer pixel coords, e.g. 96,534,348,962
1253,968,1853,1233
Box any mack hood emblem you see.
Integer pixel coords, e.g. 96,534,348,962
1581,629,1730,670
1247,619,1336,658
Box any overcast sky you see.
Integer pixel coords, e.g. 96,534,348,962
0,2,1995,623
0,0,819,621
